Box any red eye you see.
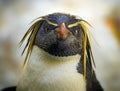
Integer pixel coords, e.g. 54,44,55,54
74,30,78,35
45,28,49,33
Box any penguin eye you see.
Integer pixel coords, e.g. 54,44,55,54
45,28,50,33
73,30,78,35
44,24,57,33
69,26,79,36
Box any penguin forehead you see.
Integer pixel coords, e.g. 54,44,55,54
45,13,78,25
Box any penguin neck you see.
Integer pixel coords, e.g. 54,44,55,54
26,45,81,67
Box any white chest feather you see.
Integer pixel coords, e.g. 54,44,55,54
17,46,86,91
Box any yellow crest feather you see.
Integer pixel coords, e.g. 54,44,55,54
19,19,44,68
79,21,95,80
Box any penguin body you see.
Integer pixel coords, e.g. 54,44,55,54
1,13,104,91
17,46,86,91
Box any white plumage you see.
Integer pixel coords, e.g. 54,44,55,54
17,45,86,91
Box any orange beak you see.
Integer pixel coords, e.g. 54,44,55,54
55,23,70,40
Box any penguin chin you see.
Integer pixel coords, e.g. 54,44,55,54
47,52,78,57
37,41,81,57
44,46,79,57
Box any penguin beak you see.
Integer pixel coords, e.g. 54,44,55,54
55,23,70,40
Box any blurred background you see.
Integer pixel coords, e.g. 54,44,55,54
0,0,120,91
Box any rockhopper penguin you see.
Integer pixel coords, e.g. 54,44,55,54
2,13,104,91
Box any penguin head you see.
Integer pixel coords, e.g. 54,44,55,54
20,13,94,76
34,13,83,57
